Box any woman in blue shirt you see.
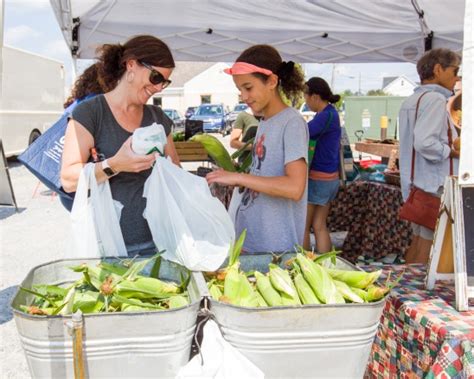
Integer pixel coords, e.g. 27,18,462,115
303,77,341,252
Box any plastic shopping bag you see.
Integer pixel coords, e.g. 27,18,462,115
143,156,235,271
176,320,264,379
131,123,168,155
69,163,127,258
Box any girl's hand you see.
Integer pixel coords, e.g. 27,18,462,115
109,136,156,173
206,169,242,186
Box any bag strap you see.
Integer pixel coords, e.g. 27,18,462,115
308,109,333,168
410,92,453,183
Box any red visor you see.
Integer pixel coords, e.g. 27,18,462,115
224,62,273,76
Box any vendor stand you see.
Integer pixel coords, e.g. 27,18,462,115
328,181,412,263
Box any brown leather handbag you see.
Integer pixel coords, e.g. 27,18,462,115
398,92,453,231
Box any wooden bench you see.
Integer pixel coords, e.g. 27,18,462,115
174,141,210,163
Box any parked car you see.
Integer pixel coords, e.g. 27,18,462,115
184,106,197,119
163,108,185,130
299,103,316,122
228,103,249,125
190,103,231,134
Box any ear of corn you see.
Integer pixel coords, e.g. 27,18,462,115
268,264,299,300
254,290,269,307
168,295,189,309
295,253,344,304
236,272,260,307
294,273,320,305
72,290,103,313
223,262,242,304
115,277,179,299
254,271,282,306
334,280,364,303
350,287,368,302
365,285,390,302
326,268,382,289
190,134,236,172
208,282,223,301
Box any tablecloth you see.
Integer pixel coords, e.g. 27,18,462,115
328,180,412,263
365,264,474,379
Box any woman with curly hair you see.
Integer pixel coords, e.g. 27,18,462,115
206,44,308,253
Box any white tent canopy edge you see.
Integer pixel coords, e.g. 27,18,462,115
50,0,464,64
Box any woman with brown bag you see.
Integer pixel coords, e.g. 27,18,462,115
398,48,461,264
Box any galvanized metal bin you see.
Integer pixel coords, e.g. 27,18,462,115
206,253,386,379
11,257,202,378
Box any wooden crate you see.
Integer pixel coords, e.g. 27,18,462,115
174,141,210,162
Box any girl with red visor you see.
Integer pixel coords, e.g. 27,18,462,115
206,45,308,253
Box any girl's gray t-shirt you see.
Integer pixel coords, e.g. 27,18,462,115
71,95,172,247
235,107,309,253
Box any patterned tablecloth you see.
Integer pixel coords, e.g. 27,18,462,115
365,264,474,379
328,180,413,263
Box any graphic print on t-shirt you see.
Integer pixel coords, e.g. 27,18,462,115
240,133,266,209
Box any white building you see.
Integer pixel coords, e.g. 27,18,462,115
382,75,417,96
153,62,240,114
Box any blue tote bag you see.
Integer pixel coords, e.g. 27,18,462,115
18,95,95,209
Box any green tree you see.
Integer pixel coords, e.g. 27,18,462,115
366,89,388,96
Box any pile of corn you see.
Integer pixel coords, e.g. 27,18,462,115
19,255,189,316
206,233,392,307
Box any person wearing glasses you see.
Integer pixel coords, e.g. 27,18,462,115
399,48,461,264
61,35,180,256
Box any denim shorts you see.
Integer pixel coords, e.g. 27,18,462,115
308,178,340,206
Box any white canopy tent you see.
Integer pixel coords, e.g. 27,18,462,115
50,0,465,64
49,0,472,180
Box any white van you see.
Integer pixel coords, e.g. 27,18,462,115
0,46,65,157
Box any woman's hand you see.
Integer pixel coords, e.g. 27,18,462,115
206,169,242,186
108,136,156,173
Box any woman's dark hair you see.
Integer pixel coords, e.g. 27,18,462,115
63,63,103,108
305,77,340,104
235,44,305,102
96,35,175,91
416,48,461,82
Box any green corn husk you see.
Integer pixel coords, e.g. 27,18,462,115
254,290,269,307
190,134,236,172
168,295,189,309
326,268,382,289
72,290,104,313
350,287,369,302
113,295,164,311
294,273,321,305
98,261,129,276
236,272,260,307
121,304,154,312
295,253,344,304
115,277,180,299
32,284,68,299
254,271,282,306
334,280,364,303
223,262,242,304
365,285,390,302
268,264,299,300
208,282,223,301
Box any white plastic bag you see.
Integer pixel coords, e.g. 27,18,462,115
131,123,167,155
176,320,264,379
69,163,127,258
143,156,234,271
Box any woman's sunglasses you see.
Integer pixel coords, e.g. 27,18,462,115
139,61,172,89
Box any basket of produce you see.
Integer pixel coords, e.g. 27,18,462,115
11,254,202,378
201,232,396,378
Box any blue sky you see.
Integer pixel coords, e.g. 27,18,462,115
3,0,420,93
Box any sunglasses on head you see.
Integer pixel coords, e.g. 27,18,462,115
139,61,172,89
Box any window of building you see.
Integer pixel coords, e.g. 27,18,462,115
201,95,211,104
153,97,162,106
